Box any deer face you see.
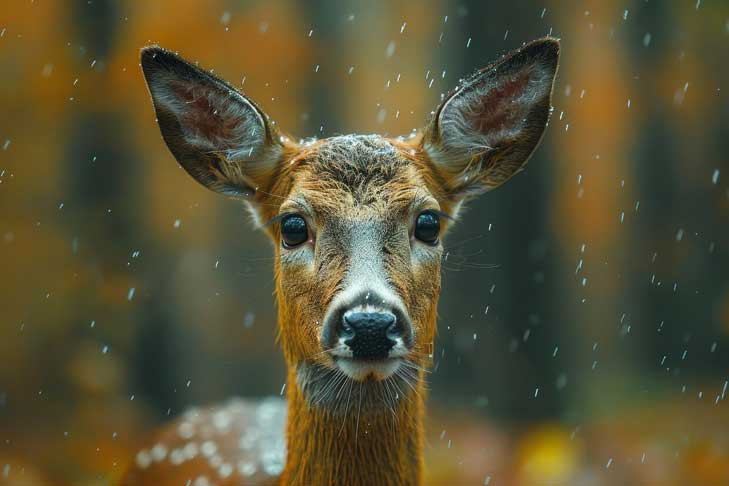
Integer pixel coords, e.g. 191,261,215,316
270,135,445,383
141,39,559,411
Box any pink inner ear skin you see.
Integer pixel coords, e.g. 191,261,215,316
472,70,531,136
171,82,240,149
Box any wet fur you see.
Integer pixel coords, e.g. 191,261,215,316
124,38,560,486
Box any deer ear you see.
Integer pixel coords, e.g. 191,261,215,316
423,38,559,200
141,46,283,198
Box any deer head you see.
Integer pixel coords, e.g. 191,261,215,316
137,38,559,485
141,38,559,410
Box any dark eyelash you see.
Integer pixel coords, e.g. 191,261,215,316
428,209,454,221
264,211,298,228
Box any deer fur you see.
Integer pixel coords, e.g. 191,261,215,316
123,37,559,486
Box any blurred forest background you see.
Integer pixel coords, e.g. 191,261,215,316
1,0,728,485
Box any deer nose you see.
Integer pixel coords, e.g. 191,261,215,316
340,312,399,360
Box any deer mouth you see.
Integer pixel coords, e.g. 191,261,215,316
333,355,402,381
296,360,416,414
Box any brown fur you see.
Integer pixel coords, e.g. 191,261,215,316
123,37,559,486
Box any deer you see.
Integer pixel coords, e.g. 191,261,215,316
123,37,560,486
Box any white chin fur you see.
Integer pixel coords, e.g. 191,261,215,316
335,358,401,381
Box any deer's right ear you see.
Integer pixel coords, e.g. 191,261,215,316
140,46,284,199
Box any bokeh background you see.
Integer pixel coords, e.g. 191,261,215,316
1,0,729,484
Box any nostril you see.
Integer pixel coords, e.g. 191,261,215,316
340,319,355,339
340,312,398,360
386,321,402,339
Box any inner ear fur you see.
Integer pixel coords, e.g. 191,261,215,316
423,37,560,199
141,45,286,198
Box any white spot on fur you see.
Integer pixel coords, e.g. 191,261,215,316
151,443,168,462
183,441,199,460
135,449,152,469
218,463,233,478
201,440,218,457
178,421,195,439
169,448,186,465
238,460,257,476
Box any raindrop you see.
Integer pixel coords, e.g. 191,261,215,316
556,373,568,389
643,33,652,47
711,169,720,184
127,287,136,301
385,41,396,58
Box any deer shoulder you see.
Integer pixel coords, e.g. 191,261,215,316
122,398,286,486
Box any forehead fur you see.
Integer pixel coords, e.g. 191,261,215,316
293,134,423,214
309,135,408,183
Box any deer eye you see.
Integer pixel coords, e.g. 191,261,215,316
414,211,440,244
281,214,308,248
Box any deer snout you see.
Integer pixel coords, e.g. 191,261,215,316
322,292,413,365
341,311,399,360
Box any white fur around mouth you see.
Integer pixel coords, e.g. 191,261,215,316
334,357,401,381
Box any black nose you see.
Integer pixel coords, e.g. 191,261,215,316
341,312,399,360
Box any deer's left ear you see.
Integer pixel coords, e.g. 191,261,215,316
422,38,560,200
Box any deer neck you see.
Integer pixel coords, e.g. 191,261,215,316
281,365,425,486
